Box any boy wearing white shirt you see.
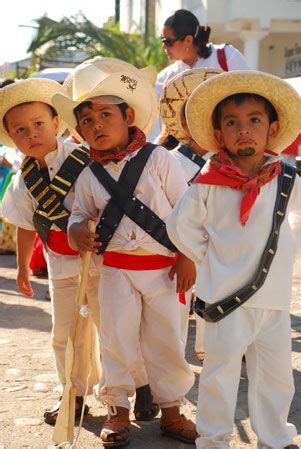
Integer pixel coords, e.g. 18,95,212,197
166,71,301,448
53,60,197,447
0,79,101,425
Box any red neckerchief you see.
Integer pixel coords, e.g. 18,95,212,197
89,126,146,165
193,149,282,225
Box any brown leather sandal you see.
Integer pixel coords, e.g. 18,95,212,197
160,406,198,444
134,384,160,421
100,406,130,447
43,396,89,426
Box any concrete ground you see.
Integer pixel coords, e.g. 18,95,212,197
0,253,300,448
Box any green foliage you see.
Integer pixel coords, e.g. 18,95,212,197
28,13,168,72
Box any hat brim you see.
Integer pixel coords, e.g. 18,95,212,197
0,78,66,147
160,68,223,145
53,71,157,136
186,70,301,154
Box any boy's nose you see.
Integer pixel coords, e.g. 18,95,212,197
238,124,251,135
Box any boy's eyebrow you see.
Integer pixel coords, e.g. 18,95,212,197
78,105,112,118
9,114,45,129
222,111,265,120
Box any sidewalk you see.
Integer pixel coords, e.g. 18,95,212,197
0,253,300,448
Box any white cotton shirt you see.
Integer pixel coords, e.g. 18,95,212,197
2,137,99,279
166,159,301,311
69,145,188,256
170,148,212,184
148,44,249,142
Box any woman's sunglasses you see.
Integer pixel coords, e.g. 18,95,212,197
160,36,181,47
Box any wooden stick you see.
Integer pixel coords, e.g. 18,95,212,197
52,221,96,447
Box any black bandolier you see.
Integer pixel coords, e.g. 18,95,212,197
89,144,177,255
21,146,90,243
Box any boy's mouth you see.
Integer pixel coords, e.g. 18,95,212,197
29,143,42,149
95,133,107,141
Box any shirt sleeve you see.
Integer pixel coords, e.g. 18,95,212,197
1,172,36,230
166,184,209,265
225,44,249,70
68,168,99,230
155,146,188,207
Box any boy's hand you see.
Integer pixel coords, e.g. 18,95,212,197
168,253,196,293
69,218,99,254
17,266,34,297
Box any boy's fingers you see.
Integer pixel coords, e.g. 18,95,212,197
168,266,175,280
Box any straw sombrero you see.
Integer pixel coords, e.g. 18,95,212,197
160,67,222,145
53,60,158,136
0,78,66,147
186,70,301,154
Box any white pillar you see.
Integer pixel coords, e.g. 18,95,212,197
240,30,268,70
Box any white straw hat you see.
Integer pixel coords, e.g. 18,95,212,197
160,67,222,145
186,70,301,154
53,60,157,136
0,78,66,147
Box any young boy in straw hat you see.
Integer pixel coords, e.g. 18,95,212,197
63,56,162,423
166,70,301,448
0,78,101,425
52,60,197,446
160,66,222,363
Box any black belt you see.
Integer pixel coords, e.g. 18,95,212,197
194,162,296,323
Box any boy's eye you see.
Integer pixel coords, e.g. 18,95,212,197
36,121,44,126
16,127,24,134
101,111,111,118
251,117,260,123
226,119,235,126
82,117,92,125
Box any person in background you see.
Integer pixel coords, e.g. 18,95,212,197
148,8,248,142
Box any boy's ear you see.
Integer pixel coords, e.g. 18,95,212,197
53,115,59,134
125,106,135,126
214,129,224,148
268,120,279,139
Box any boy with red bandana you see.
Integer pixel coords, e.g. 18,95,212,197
167,71,301,448
52,60,197,446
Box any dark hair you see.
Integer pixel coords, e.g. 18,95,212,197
164,9,212,58
212,93,278,129
0,79,15,88
74,101,128,122
3,101,57,132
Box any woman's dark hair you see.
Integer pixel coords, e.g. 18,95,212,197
164,9,212,59
212,93,278,130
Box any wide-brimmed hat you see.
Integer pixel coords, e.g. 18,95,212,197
186,70,301,154
160,67,222,144
0,78,66,147
53,58,157,136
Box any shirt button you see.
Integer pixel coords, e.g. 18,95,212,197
49,167,53,171
114,166,120,172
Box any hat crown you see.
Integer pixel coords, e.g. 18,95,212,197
71,64,107,101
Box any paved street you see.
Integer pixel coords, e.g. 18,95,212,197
0,253,300,448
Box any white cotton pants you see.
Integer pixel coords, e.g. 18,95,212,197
180,288,193,347
196,308,296,449
49,273,101,396
194,313,205,354
179,289,205,355
96,266,194,410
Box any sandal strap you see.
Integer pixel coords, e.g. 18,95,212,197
161,414,197,439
